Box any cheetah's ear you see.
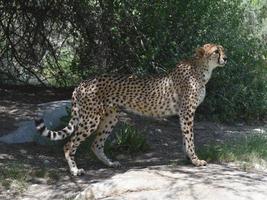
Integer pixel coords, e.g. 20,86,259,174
196,47,205,58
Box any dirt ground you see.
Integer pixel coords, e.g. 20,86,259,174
0,86,266,200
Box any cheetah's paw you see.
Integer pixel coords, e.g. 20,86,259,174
192,159,207,167
71,168,85,176
109,161,122,168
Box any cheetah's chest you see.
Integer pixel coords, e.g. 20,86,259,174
197,87,206,106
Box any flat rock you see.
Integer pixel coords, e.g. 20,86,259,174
0,100,71,144
75,164,267,200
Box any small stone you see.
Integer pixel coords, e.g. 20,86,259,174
163,143,168,146
19,149,27,154
116,154,126,160
75,188,95,200
253,128,265,133
44,160,50,165
155,128,162,133
236,123,244,127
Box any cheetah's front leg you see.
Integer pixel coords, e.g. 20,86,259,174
179,110,207,167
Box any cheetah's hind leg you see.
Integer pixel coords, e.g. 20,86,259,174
91,109,121,168
64,115,101,176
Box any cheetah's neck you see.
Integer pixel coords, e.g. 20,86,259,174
190,59,217,85
202,65,216,84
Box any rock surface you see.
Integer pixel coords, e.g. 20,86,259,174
0,100,70,144
75,165,267,200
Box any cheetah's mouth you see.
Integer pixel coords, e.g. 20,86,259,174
218,58,227,66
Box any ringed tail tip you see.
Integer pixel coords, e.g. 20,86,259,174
35,118,45,133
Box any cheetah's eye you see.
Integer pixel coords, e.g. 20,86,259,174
214,50,219,54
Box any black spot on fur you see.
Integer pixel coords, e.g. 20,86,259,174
39,126,45,134
35,118,44,126
47,131,51,138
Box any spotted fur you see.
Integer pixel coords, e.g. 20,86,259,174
35,43,227,176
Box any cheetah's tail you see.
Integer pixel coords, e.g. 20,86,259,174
35,118,76,140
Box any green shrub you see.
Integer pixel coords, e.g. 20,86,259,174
118,0,267,122
65,0,267,122
105,123,149,155
6,1,265,122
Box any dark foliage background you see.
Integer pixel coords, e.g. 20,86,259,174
0,0,266,122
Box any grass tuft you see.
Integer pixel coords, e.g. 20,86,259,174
105,123,149,155
198,133,267,170
0,162,28,192
0,161,62,193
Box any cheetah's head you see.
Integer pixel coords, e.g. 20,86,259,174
196,43,227,68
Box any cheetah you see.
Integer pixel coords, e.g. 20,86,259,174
35,43,227,176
